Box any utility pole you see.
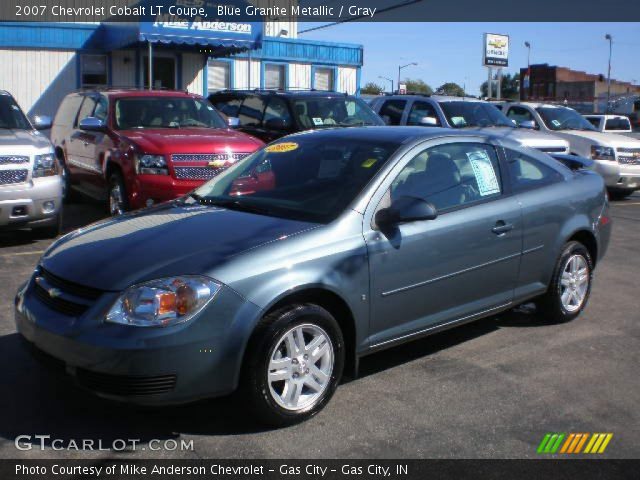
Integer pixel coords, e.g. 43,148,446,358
605,34,613,113
524,41,531,99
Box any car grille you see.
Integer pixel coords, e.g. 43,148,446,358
172,153,251,163
174,166,225,180
0,155,29,165
539,147,568,153
32,267,103,317
0,169,28,185
77,369,177,396
617,148,640,165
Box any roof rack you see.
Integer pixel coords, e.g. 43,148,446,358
211,88,347,96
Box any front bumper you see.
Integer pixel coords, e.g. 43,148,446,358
0,176,63,227
129,175,205,210
594,160,640,191
15,277,262,405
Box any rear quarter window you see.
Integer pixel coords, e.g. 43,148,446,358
505,148,564,193
54,95,83,127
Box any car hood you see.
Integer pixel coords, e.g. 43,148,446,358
40,202,318,291
120,128,264,154
556,129,640,148
470,127,568,148
0,128,53,152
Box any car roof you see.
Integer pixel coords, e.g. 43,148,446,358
210,89,353,99
375,94,485,103
78,89,202,99
284,126,489,144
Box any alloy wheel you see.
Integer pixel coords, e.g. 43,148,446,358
109,184,124,216
560,254,590,313
267,323,334,411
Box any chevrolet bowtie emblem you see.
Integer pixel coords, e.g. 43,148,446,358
47,288,62,298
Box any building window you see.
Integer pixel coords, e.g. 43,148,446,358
265,64,286,90
81,55,108,87
208,60,231,93
314,67,335,91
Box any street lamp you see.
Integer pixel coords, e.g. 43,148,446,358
378,76,394,94
398,62,417,93
605,34,613,113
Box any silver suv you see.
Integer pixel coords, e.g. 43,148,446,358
0,91,62,237
370,95,570,155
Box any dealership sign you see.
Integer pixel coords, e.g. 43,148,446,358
483,33,509,67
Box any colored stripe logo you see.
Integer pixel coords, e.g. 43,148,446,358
537,433,613,454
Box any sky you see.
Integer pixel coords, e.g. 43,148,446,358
302,22,640,95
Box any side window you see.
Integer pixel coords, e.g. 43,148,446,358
407,101,440,126
264,97,292,128
75,96,97,127
213,97,242,118
238,95,266,127
585,117,600,128
506,106,534,124
93,96,108,122
378,100,407,125
505,148,563,192
391,143,502,212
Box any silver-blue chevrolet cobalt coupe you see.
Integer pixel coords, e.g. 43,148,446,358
15,127,611,426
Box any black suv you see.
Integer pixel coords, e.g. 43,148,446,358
209,90,384,142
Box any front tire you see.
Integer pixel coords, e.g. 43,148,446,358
242,304,344,427
608,188,635,201
536,241,593,323
108,171,129,216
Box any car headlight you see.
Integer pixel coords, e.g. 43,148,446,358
591,145,615,161
106,276,221,327
136,154,168,175
33,153,59,178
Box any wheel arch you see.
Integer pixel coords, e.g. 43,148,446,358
567,229,598,268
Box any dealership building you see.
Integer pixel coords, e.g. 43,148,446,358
0,8,363,119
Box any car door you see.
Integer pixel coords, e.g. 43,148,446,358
66,95,96,188
70,95,105,197
406,100,441,127
363,139,523,348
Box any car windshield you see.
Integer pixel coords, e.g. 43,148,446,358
439,101,515,128
0,95,32,130
192,136,399,223
536,107,596,131
291,97,383,129
114,97,226,130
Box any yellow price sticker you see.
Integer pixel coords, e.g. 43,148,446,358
361,158,377,168
265,142,299,153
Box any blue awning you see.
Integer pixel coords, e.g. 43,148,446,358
100,0,262,52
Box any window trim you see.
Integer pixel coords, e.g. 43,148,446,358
207,58,234,94
311,65,338,92
262,61,289,91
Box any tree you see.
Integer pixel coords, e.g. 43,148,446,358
361,82,384,95
436,82,466,97
403,78,433,95
480,72,520,99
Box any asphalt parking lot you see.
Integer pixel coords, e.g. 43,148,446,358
0,194,638,460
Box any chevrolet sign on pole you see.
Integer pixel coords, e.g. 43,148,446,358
483,33,510,67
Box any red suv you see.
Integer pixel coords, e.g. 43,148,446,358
51,89,264,214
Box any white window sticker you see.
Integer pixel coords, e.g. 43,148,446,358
450,116,467,127
552,119,561,127
467,150,500,196
312,117,324,126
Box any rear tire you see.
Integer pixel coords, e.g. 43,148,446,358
535,241,593,323
107,171,129,216
242,303,344,427
58,151,79,204
608,188,635,201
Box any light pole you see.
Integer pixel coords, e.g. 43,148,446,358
379,76,394,94
524,41,531,99
605,34,613,113
398,62,417,93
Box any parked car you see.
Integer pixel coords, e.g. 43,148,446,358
502,103,640,198
583,114,632,133
51,89,264,215
0,90,63,237
17,127,610,425
208,90,384,143
370,94,570,155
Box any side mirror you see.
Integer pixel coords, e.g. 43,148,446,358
227,117,240,128
79,117,105,132
375,196,438,226
264,117,290,130
418,116,438,127
30,115,52,131
518,120,537,130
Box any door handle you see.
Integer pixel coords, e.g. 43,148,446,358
492,221,514,235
